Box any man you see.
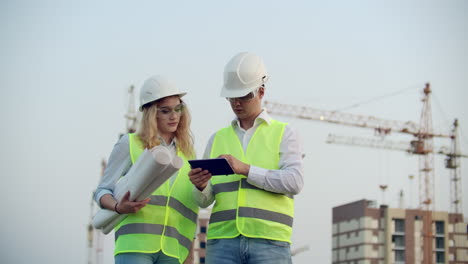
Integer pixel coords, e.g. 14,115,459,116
189,52,304,264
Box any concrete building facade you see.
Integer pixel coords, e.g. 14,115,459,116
186,208,210,264
332,199,468,264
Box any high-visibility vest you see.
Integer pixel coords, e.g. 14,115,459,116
114,133,199,263
208,120,294,243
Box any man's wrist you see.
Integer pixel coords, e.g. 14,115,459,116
243,164,251,176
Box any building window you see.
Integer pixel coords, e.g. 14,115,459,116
200,257,206,263
435,221,444,235
436,252,445,263
200,226,207,233
395,250,405,261
435,237,444,249
394,219,405,233
200,242,206,249
392,235,405,248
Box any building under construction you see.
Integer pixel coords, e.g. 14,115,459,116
186,208,211,264
332,199,468,264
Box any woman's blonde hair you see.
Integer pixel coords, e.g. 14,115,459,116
137,96,195,158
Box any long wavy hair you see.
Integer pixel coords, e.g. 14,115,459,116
137,96,195,158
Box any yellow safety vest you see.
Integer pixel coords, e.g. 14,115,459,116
114,133,199,263
208,120,294,243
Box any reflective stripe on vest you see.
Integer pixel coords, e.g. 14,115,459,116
115,223,193,251
148,195,198,223
208,120,294,243
213,179,294,199
210,207,293,227
114,133,198,263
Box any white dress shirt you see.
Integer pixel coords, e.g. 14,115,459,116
194,109,304,208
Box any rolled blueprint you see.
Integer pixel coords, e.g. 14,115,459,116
100,154,184,234
136,154,183,201
92,145,183,234
113,147,172,201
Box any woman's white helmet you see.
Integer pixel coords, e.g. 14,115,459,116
221,52,269,98
139,75,186,111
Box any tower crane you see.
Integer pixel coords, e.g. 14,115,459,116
265,83,462,264
326,120,468,214
446,119,464,215
265,83,449,210
87,159,106,264
87,85,138,264
124,85,138,133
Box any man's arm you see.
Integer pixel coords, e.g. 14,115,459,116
246,125,304,195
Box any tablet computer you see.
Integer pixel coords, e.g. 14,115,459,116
188,158,235,176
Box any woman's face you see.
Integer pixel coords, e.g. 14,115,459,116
156,96,183,137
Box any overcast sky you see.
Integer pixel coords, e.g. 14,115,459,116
1,1,467,263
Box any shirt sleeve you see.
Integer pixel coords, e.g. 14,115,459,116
246,124,304,195
93,134,132,208
192,133,216,208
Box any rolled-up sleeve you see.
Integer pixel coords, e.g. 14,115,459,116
93,135,132,208
247,125,304,195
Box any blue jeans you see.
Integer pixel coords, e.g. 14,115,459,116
115,251,179,264
206,236,292,264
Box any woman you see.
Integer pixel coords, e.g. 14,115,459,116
94,75,198,264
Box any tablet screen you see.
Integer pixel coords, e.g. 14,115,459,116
188,158,235,176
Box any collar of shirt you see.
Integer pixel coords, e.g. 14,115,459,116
230,108,272,131
157,136,177,148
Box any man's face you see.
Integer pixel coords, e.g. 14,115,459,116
227,87,264,120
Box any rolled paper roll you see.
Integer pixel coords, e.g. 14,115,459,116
100,170,180,234
92,147,171,229
134,147,184,202
114,147,172,201
92,145,181,233
171,155,184,169
101,214,126,234
95,209,125,234
135,165,178,205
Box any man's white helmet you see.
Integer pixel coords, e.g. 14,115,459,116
221,52,269,98
139,75,186,111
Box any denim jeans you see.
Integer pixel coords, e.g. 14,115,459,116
115,251,179,264
206,236,292,264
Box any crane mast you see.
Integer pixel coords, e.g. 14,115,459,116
418,84,435,211
447,119,463,214
87,159,106,264
125,85,138,133
419,84,433,264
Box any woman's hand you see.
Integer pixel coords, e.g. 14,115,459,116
189,168,212,191
115,191,151,214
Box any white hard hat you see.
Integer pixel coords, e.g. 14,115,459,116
139,75,186,111
221,52,269,98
